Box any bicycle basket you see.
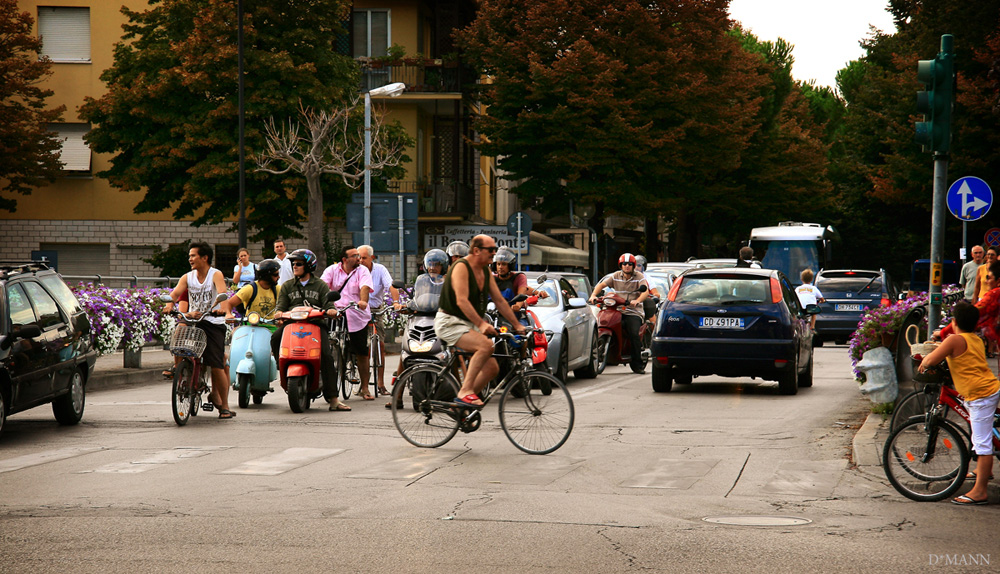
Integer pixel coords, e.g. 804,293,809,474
169,324,207,357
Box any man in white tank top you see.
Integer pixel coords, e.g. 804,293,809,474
166,241,235,419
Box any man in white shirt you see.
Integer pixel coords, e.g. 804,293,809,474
961,245,985,300
358,244,400,396
273,239,293,285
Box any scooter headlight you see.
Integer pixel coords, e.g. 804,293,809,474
289,310,309,320
603,298,616,307
247,312,261,326
411,340,434,353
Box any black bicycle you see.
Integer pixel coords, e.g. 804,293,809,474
328,301,360,400
390,329,574,455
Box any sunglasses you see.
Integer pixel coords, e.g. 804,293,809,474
481,246,499,253
622,262,635,266
291,261,305,267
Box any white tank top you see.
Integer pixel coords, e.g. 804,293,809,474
186,268,225,325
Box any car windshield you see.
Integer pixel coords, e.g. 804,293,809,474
409,273,444,312
759,241,820,286
674,276,772,305
817,275,882,293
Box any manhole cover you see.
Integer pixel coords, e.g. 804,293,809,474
702,515,812,526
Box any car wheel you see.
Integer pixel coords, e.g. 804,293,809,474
596,334,611,375
778,357,799,395
799,352,814,388
0,389,7,436
573,330,600,379
52,368,86,425
554,332,569,382
652,362,672,392
673,370,692,385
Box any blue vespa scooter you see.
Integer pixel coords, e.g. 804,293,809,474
229,311,279,408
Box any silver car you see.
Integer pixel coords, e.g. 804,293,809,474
523,272,600,382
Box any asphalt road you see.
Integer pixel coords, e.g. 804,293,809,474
1,347,998,573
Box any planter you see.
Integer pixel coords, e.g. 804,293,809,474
880,331,898,353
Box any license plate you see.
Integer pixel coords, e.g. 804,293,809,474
835,304,864,312
699,317,744,329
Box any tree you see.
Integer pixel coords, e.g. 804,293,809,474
256,99,411,267
0,0,65,211
79,0,358,243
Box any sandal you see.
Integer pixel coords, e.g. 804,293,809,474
965,471,994,480
377,387,390,396
218,409,236,419
455,393,484,408
951,494,989,505
385,400,403,410
329,402,352,411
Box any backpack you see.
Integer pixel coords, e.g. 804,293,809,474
233,282,259,317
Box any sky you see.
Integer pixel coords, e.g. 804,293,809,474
728,0,898,90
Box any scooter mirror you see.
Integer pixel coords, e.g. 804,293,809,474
326,291,341,303
639,284,648,293
391,280,405,289
536,274,547,284
214,293,228,304
159,293,173,303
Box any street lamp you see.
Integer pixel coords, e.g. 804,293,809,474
237,0,246,248
364,82,406,246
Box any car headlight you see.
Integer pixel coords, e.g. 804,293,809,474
247,312,261,326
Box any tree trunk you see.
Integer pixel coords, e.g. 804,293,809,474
587,201,606,277
305,172,326,269
644,216,660,262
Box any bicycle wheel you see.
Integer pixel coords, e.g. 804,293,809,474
882,416,969,502
370,328,384,395
343,351,359,400
890,388,973,442
391,364,460,448
499,371,574,455
172,360,194,426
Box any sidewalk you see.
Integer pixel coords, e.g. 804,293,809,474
88,342,402,392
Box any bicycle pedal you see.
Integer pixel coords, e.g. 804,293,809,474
460,410,482,433
202,402,214,412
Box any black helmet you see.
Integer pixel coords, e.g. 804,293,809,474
446,240,469,258
256,259,282,283
288,248,317,273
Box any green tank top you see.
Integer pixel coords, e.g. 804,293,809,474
439,259,491,320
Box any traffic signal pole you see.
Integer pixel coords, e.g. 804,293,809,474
916,34,955,336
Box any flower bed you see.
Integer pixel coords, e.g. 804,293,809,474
847,286,960,381
70,283,177,356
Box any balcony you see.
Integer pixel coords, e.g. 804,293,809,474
358,58,473,94
391,180,476,217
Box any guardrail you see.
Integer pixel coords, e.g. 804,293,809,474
61,274,235,289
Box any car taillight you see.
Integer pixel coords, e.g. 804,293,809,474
770,277,782,303
880,294,890,306
656,356,669,365
667,278,683,302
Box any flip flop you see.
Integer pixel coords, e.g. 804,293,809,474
951,494,988,505
454,393,484,408
329,403,352,411
965,471,994,480
218,409,236,419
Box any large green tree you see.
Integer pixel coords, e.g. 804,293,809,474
79,0,359,242
0,0,65,211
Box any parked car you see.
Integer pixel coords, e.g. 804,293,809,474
651,268,818,395
1,261,96,435
813,269,898,345
523,272,600,381
646,262,699,275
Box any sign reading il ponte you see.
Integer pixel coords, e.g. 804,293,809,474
423,225,529,254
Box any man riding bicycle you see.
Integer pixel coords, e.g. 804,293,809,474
589,252,649,374
320,246,375,400
271,249,349,412
434,234,525,407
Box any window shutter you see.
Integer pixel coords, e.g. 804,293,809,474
50,123,91,171
37,7,90,62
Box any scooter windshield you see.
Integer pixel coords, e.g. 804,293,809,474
410,273,444,312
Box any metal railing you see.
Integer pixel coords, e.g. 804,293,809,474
61,274,236,289
359,61,473,94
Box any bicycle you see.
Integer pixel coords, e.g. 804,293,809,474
882,360,1000,501
329,301,361,400
390,328,574,455
162,293,228,426
369,305,392,396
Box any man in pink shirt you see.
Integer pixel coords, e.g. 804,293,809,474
321,247,375,399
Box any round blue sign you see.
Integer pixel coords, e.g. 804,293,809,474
947,176,992,221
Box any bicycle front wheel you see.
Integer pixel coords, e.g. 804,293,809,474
391,364,460,448
882,416,969,502
172,360,194,426
499,372,574,455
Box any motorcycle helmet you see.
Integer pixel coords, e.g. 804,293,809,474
618,253,636,267
446,240,470,258
493,246,516,265
423,249,449,274
634,255,648,271
288,248,317,273
256,258,282,283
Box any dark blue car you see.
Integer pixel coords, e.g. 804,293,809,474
813,269,897,345
651,268,817,395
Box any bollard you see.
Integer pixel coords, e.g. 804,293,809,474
123,346,142,368
856,346,898,404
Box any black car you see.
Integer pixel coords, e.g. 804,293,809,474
813,269,897,345
651,268,818,395
1,261,96,435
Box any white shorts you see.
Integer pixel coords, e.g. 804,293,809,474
433,311,484,347
964,391,1000,456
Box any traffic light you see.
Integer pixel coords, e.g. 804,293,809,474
915,34,954,153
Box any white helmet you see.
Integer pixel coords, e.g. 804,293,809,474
446,240,469,258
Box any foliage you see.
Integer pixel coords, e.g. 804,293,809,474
70,284,176,355
0,0,65,211
142,242,194,278
78,0,358,242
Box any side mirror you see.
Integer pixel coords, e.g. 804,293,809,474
391,280,405,289
536,274,547,284
326,291,341,303
214,293,228,304
566,297,588,309
159,293,173,303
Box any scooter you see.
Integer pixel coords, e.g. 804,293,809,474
396,276,447,370
276,292,338,413
594,285,652,374
229,312,278,408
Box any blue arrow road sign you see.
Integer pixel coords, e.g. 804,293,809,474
947,176,992,221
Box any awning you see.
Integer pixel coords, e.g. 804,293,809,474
519,231,589,268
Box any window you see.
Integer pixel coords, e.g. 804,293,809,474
37,7,90,62
7,284,37,328
353,10,389,58
23,282,63,330
40,275,83,315
49,123,91,172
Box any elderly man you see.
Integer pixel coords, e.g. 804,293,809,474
358,244,400,396
321,246,375,400
435,234,525,406
962,245,985,301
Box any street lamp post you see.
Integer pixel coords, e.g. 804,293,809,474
237,0,246,248
364,82,405,246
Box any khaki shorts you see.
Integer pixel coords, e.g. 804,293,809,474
434,311,483,347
